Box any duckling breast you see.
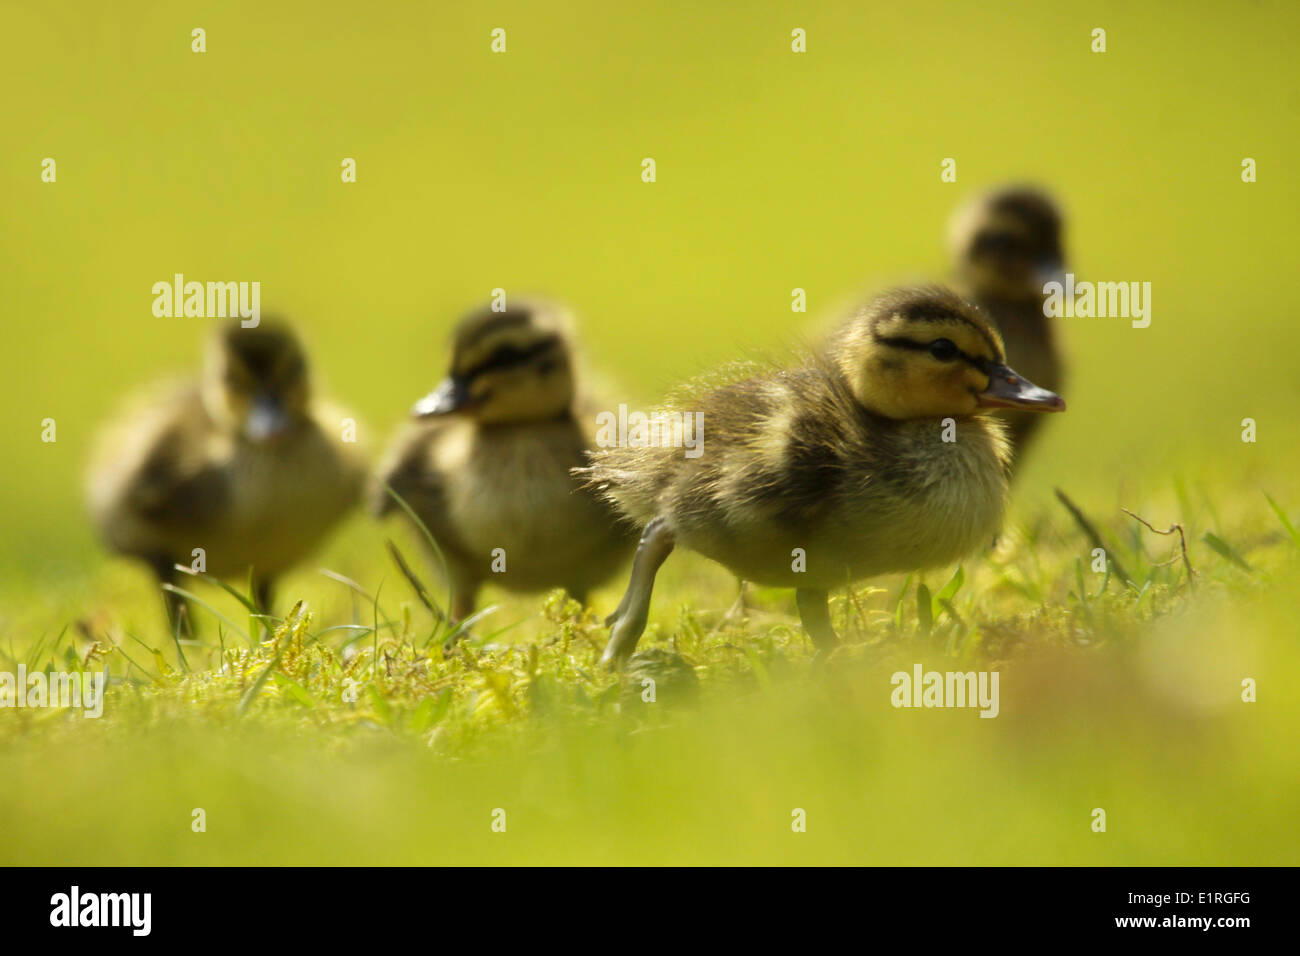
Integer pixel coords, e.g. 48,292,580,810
403,418,635,593
858,416,1009,576
672,414,1009,589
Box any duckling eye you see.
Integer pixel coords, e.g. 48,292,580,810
929,338,960,362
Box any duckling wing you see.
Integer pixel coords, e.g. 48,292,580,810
371,420,470,555
126,423,231,526
88,381,231,532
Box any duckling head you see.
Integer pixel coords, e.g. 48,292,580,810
203,319,311,444
412,301,575,425
949,186,1065,301
831,286,1066,419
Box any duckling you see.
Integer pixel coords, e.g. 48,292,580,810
578,286,1064,667
948,186,1067,458
372,300,636,621
87,319,366,631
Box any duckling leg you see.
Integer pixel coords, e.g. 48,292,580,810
252,576,275,617
719,579,750,627
148,554,194,641
441,582,480,658
601,517,675,668
450,583,477,624
795,588,838,651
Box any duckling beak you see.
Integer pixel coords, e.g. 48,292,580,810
245,394,292,442
412,376,475,417
977,364,1066,412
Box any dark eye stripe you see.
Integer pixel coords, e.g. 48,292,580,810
467,336,560,378
873,335,988,370
870,305,1004,363
973,230,1028,256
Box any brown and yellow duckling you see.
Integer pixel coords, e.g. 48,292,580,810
87,320,366,630
373,300,635,621
579,286,1065,667
949,185,1068,459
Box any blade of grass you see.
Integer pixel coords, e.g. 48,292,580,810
464,616,527,648
313,624,375,638
122,632,165,683
161,583,253,645
173,563,261,613
1054,488,1135,588
381,482,453,640
1264,493,1300,549
441,604,501,650
385,538,447,623
271,671,317,708
916,583,932,637
892,572,913,631
372,582,383,679
318,567,377,603
1203,531,1253,573
1073,558,1092,617
169,608,191,672
24,633,48,671
1093,561,1112,600
931,565,964,619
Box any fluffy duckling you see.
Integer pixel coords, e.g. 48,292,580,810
579,286,1064,667
949,186,1067,458
87,320,366,630
373,301,635,621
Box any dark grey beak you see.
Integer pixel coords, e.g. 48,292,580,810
245,393,292,441
412,376,475,417
977,364,1066,412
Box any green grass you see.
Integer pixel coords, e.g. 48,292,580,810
3,488,1298,864
2,0,1299,865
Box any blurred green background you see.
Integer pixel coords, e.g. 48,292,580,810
2,0,1298,864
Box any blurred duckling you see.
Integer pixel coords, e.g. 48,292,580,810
87,319,366,631
949,186,1067,458
579,286,1064,667
372,301,635,621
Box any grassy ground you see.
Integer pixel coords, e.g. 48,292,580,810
2,0,1298,864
